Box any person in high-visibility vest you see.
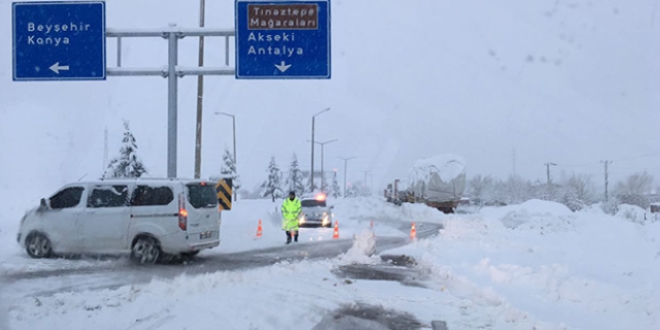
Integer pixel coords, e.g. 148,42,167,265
281,191,302,244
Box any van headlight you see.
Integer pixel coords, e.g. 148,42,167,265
298,214,306,224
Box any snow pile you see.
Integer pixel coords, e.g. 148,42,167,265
337,230,379,265
386,203,660,330
333,196,448,227
480,199,577,232
615,204,657,225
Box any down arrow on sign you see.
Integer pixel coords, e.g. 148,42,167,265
274,61,292,73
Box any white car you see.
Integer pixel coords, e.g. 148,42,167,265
298,193,334,228
17,178,221,264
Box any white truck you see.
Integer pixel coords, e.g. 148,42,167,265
385,154,467,213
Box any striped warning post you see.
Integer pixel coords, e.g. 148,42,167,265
215,178,233,210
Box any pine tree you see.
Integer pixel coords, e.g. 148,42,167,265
331,171,341,198
103,120,147,179
260,156,284,202
284,153,305,196
220,147,241,200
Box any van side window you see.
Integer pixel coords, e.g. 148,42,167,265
88,185,129,208
50,187,84,209
131,186,174,206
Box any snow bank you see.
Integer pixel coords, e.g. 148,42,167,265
385,202,660,330
480,199,576,232
333,196,448,227
615,204,658,225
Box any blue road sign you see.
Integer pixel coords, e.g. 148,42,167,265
12,1,106,81
235,0,331,79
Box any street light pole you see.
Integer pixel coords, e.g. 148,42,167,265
215,111,237,200
308,139,337,191
193,0,206,179
310,108,330,191
338,156,356,197
362,170,372,196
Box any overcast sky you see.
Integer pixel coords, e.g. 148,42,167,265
1,0,659,196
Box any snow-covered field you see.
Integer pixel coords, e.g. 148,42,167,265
2,197,658,330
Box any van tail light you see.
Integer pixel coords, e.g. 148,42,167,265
178,193,187,231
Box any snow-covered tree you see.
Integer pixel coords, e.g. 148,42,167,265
501,175,533,204
616,171,654,196
320,172,330,193
330,171,341,198
284,153,305,196
614,172,654,209
565,173,595,204
103,120,147,179
220,147,241,201
345,181,369,197
260,156,283,202
467,175,500,205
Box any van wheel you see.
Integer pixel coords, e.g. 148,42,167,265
26,233,52,259
131,237,161,265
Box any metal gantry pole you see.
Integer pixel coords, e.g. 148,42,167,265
106,27,235,179
167,32,179,178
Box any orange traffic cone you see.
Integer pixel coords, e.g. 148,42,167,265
332,221,340,239
370,220,374,229
410,222,416,240
256,219,263,237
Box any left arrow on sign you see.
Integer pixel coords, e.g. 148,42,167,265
49,62,70,74
274,61,292,73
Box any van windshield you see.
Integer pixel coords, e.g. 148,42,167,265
187,184,218,208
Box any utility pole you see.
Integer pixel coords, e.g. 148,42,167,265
512,147,517,178
193,0,206,179
310,108,330,191
338,156,356,197
601,160,612,201
544,162,557,185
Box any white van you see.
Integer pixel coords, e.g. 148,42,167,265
16,178,221,264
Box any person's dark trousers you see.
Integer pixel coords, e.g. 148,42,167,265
285,230,299,244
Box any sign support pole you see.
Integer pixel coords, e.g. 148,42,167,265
167,32,180,178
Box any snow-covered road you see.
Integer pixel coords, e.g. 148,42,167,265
1,198,658,330
1,222,440,299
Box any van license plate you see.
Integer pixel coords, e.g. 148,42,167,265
200,231,213,239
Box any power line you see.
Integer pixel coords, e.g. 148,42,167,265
611,151,660,162
553,151,660,168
